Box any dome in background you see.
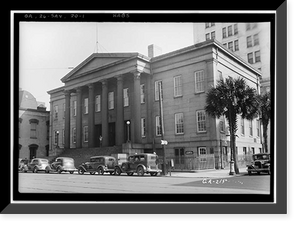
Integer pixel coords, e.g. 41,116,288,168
19,88,38,109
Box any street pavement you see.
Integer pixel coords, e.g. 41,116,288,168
18,167,270,194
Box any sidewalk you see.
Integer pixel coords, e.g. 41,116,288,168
163,167,248,178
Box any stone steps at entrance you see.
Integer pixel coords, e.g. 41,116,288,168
52,146,122,168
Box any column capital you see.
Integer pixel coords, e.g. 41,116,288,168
100,79,108,86
64,89,71,96
75,87,82,93
116,75,123,82
88,83,95,89
132,70,142,80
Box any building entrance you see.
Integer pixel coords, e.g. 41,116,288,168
94,124,102,147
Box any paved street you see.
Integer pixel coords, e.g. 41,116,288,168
19,171,270,194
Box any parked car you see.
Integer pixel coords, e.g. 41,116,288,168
47,157,77,174
247,153,271,175
114,153,161,176
23,158,51,173
19,158,29,172
78,156,116,175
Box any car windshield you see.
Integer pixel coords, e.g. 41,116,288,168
63,158,74,164
253,154,269,160
40,159,49,163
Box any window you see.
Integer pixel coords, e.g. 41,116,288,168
256,119,260,137
196,110,206,132
73,100,77,116
247,36,252,48
249,120,253,136
241,117,245,135
205,23,210,28
141,118,146,137
234,24,238,35
211,22,215,27
247,53,254,64
30,122,37,138
174,75,182,97
234,40,239,51
54,105,58,119
228,25,233,36
218,70,223,81
255,51,261,62
211,31,215,40
195,70,205,93
83,126,88,142
223,43,227,48
175,148,185,165
155,80,163,101
175,113,184,134
253,34,259,46
220,120,225,132
222,27,227,38
63,103,65,118
205,33,210,40
95,95,101,112
72,128,76,143
228,41,233,51
108,92,114,110
156,116,162,136
123,88,129,107
197,147,207,162
140,84,145,104
84,98,88,114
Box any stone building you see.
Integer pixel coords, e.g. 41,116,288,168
19,89,50,159
47,40,262,169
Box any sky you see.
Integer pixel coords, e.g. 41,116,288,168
19,22,194,110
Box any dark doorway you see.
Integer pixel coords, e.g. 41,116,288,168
94,124,102,147
124,120,131,143
29,144,38,159
108,122,116,146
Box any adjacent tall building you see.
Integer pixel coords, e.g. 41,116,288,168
194,22,271,152
47,39,262,169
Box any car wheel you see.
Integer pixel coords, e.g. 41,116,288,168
115,167,121,175
78,168,84,175
137,166,144,176
98,167,104,175
248,171,251,175
109,171,114,175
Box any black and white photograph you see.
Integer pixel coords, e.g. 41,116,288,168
5,5,288,215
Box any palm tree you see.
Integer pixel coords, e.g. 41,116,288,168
258,91,271,153
205,77,259,174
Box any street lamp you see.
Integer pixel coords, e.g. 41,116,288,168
126,121,130,143
56,130,59,148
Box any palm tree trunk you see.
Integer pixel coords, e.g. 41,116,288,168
228,109,239,174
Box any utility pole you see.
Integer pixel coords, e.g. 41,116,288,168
158,82,167,175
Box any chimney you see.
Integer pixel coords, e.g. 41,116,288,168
148,44,162,58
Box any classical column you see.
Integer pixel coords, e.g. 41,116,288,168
88,83,95,148
101,80,109,147
116,76,124,145
76,87,82,148
132,71,142,144
64,90,71,149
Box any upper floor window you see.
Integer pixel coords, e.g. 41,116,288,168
83,126,88,142
140,84,145,104
108,92,114,110
247,53,254,64
123,88,129,107
196,110,206,133
155,80,163,101
155,116,162,136
54,105,58,119
228,25,233,36
73,100,77,116
222,27,227,38
95,95,101,112
195,70,205,93
29,119,39,139
247,36,252,48
253,34,259,46
84,98,88,114
234,24,238,35
141,118,146,137
175,113,184,134
174,75,182,97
